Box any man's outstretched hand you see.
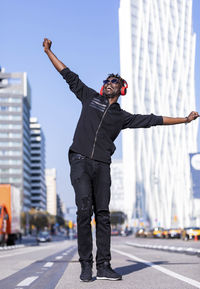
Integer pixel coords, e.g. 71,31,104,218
43,38,52,53
186,111,199,123
42,38,66,72
163,111,199,125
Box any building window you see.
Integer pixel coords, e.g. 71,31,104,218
0,106,8,111
0,115,21,121
0,159,21,165
0,141,21,147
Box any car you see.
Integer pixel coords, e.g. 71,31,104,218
181,227,200,241
152,227,164,238
144,228,154,238
135,228,145,238
37,231,52,242
168,228,181,238
111,228,121,236
161,229,169,238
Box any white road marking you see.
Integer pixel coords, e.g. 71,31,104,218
112,248,200,289
0,242,72,259
0,245,54,258
126,241,200,255
55,256,63,260
16,276,39,286
43,262,54,267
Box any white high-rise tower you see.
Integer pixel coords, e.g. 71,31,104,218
30,117,46,210
119,0,198,227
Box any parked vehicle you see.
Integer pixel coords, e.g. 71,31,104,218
144,228,154,238
135,228,146,238
162,229,169,238
0,184,21,246
111,228,121,236
152,227,164,238
181,227,200,241
168,228,181,238
37,231,52,242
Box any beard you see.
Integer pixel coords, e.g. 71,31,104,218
103,92,116,99
103,89,119,99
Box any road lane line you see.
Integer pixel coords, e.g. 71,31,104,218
0,244,60,258
112,248,200,289
0,242,74,259
55,256,63,260
16,276,39,286
43,262,54,267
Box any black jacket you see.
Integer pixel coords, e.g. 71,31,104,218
60,68,163,164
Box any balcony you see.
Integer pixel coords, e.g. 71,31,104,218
31,156,41,161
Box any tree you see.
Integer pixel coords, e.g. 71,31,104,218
110,211,127,226
29,209,48,233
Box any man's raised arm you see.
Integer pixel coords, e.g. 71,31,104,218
163,111,199,125
43,38,66,72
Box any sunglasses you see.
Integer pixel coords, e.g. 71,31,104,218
103,79,119,85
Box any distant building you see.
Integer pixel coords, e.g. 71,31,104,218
30,117,46,210
119,0,198,227
57,194,64,218
61,199,66,217
45,168,57,215
0,67,31,211
190,153,200,226
110,160,124,212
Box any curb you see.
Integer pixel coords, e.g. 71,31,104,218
0,244,25,251
126,242,200,256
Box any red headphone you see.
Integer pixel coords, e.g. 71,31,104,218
100,80,128,96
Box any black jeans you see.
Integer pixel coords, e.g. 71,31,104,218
69,151,111,266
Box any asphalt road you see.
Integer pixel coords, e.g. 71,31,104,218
0,235,200,289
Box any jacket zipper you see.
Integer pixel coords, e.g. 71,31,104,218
91,103,111,159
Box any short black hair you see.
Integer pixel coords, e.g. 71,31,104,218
106,73,126,87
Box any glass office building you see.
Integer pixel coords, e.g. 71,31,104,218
119,0,198,227
0,68,31,211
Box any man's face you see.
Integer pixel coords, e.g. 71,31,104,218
103,77,121,98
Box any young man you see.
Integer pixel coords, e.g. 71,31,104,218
43,38,199,282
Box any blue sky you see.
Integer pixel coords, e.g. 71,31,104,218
1,0,199,209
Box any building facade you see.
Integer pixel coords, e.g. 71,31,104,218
110,160,124,212
0,68,31,211
30,117,46,210
57,194,65,219
119,0,198,227
45,168,57,216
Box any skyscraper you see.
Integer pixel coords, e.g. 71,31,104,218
45,168,57,216
110,160,124,212
119,0,198,227
0,68,31,211
30,117,46,210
